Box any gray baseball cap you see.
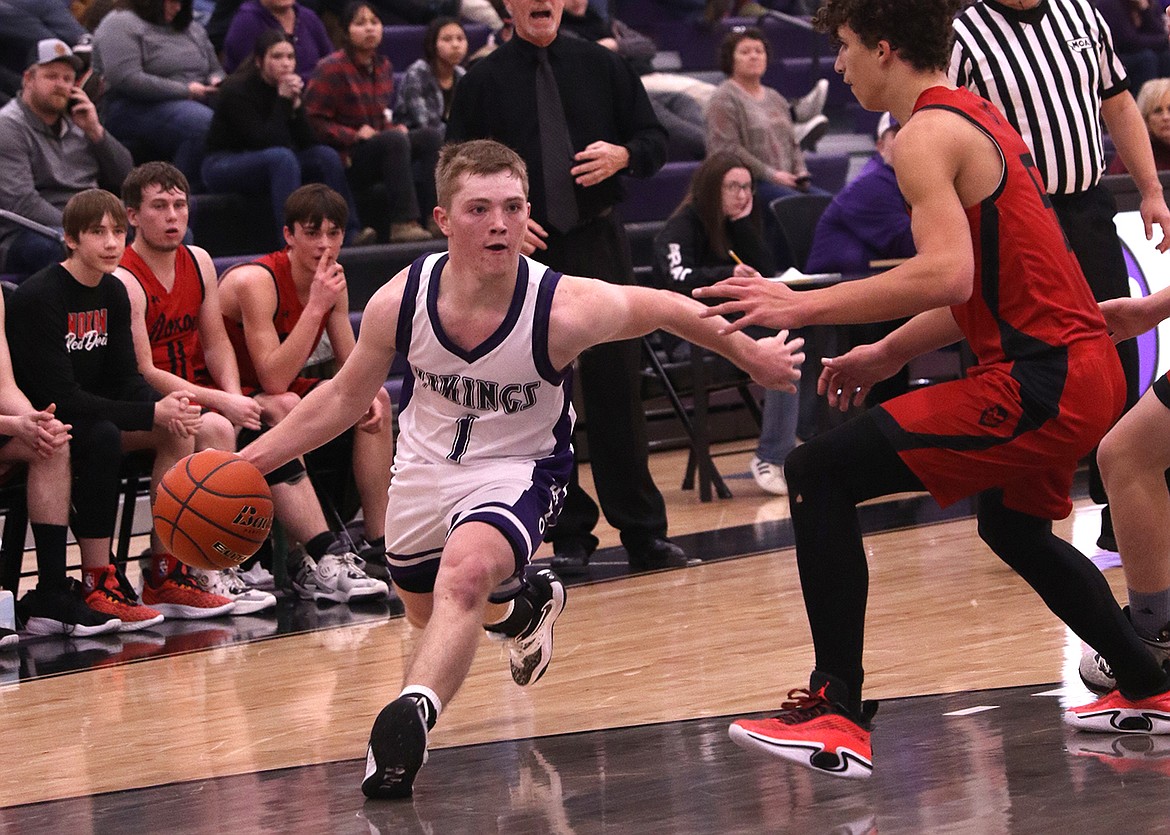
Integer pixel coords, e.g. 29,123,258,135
28,38,84,72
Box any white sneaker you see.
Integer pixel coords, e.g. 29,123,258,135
792,78,829,123
236,562,276,591
190,567,277,615
294,552,389,604
795,114,830,152
750,455,788,495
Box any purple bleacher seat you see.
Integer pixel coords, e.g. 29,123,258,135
379,23,490,68
750,14,830,60
621,160,700,224
804,152,849,194
763,55,819,100
614,0,704,25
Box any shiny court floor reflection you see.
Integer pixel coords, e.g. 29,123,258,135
8,685,1170,834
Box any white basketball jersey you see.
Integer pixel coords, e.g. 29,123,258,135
394,252,575,467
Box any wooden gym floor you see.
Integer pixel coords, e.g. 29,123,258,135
2,443,1169,833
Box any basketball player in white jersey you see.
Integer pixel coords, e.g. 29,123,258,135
239,139,805,799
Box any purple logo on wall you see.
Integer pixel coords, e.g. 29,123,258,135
1120,241,1158,392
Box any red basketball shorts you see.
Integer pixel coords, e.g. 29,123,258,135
873,337,1124,520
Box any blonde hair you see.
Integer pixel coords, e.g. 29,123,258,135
435,140,529,208
1136,78,1170,123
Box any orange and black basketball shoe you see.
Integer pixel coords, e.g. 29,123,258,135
729,672,878,779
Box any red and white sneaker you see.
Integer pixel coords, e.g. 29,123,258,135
84,564,164,631
141,556,236,619
1065,686,1170,734
729,684,877,779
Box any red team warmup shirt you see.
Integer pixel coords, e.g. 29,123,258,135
874,86,1125,519
119,244,212,386
223,250,326,397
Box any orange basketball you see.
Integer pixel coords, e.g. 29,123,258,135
153,449,274,571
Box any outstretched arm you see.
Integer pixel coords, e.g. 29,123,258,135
240,271,404,474
549,277,803,392
693,109,975,331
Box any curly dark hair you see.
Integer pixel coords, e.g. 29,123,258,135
812,0,961,72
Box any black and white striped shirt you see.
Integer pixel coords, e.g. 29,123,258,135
949,0,1129,195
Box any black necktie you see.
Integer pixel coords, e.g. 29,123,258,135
534,47,579,234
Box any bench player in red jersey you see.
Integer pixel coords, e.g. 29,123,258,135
693,0,1170,780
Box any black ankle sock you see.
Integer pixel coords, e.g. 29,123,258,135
31,523,68,590
405,694,438,730
484,595,535,638
305,532,334,560
365,536,385,552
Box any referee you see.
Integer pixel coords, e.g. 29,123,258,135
950,0,1170,547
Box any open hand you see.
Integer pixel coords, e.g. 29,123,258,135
818,343,902,411
747,331,804,392
693,275,804,333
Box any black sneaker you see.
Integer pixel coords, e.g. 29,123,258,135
18,581,122,636
508,567,566,686
626,538,692,572
549,540,592,575
362,696,429,799
356,539,392,584
0,626,17,651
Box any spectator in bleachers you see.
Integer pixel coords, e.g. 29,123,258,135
652,151,798,494
0,39,133,276
806,113,913,275
7,188,236,628
92,0,223,186
394,16,467,136
1109,77,1170,174
0,0,87,60
222,0,334,81
304,0,438,242
705,26,827,264
202,30,374,246
218,183,395,599
705,27,825,202
1096,0,1170,96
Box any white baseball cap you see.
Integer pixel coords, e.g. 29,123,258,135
28,38,84,72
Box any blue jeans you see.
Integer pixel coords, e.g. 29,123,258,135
756,388,798,466
3,226,64,275
201,145,361,243
104,97,214,186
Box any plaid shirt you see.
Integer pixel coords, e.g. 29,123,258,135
304,49,395,164
394,58,464,133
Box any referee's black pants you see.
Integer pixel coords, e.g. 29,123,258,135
1051,185,1140,506
540,210,669,555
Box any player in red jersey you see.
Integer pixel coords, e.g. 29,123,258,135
692,0,1170,780
219,184,394,600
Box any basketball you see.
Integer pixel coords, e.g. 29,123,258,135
153,449,274,571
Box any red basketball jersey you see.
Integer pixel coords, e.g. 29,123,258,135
120,244,210,385
224,250,328,390
914,86,1109,364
